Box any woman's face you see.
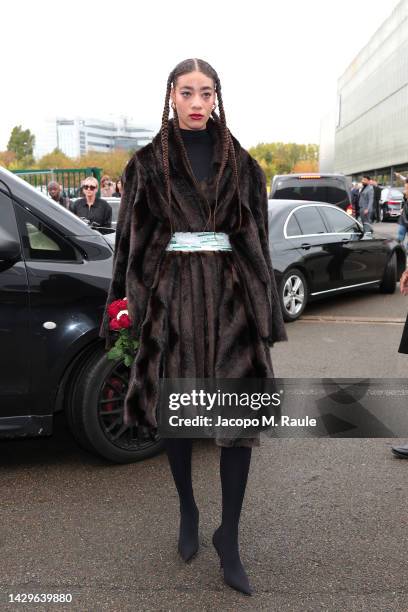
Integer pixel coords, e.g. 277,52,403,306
171,70,216,131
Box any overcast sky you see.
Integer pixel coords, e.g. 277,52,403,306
1,0,401,151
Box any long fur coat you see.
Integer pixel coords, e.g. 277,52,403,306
100,118,287,430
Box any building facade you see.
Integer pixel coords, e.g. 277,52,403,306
332,0,408,184
35,116,154,159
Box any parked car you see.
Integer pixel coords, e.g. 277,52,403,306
270,173,353,214
0,166,162,463
268,199,406,321
379,187,404,221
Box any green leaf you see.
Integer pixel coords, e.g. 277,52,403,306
107,347,123,360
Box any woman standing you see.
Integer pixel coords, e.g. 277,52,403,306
101,58,287,596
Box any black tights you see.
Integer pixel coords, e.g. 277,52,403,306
163,438,252,523
163,438,253,593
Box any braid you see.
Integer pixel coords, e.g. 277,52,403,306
160,72,174,233
211,79,242,231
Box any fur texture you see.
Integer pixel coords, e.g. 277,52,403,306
100,118,287,442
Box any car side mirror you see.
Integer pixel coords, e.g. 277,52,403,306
0,229,21,262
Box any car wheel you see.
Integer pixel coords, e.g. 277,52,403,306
379,207,384,222
66,346,164,463
279,268,308,322
379,253,397,294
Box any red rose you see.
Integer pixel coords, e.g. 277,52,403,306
108,300,123,318
117,313,131,329
109,318,121,331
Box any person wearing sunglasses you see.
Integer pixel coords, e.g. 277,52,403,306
71,177,112,228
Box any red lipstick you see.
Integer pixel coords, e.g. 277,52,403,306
189,114,204,120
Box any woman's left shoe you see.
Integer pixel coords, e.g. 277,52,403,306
212,526,253,596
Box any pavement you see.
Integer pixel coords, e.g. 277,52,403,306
1,219,408,612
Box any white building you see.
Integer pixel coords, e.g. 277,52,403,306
324,0,408,182
34,116,154,159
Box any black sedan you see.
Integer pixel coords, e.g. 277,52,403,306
0,167,162,463
268,199,406,321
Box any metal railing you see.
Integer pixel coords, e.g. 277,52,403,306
12,167,102,198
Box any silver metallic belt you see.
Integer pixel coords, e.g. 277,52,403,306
165,232,232,252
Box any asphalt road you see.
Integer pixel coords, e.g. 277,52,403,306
1,219,408,612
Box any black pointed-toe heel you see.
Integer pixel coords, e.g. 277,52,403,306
212,526,253,596
178,507,199,562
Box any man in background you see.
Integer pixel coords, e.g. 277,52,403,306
47,181,70,209
358,176,374,223
370,178,381,223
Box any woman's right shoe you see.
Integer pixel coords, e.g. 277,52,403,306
178,506,199,562
212,526,253,596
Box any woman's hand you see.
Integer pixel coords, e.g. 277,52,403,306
400,268,408,295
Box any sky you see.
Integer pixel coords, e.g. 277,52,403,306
0,0,401,152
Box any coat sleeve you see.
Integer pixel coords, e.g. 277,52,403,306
248,157,288,346
99,155,160,349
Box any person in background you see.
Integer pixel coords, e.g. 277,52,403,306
391,264,408,457
47,181,70,209
71,177,112,228
358,175,374,223
112,178,122,198
100,175,115,198
351,182,360,219
370,178,381,223
396,179,408,253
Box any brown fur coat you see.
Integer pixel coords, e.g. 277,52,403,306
100,118,287,427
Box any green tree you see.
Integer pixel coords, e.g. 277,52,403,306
7,125,35,164
249,142,320,189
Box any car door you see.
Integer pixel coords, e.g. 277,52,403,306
0,189,30,416
286,204,339,294
319,205,383,286
13,203,111,416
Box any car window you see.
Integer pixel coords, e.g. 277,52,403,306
0,190,20,244
286,213,302,236
320,206,361,233
389,189,403,199
274,183,348,206
293,206,327,235
16,207,79,262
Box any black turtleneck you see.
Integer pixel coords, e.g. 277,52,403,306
180,127,214,182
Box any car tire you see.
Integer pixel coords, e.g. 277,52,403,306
279,268,308,322
66,346,164,463
379,253,397,294
379,207,384,222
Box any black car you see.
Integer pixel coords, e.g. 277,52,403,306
379,187,404,221
270,173,352,214
268,200,406,321
0,167,162,463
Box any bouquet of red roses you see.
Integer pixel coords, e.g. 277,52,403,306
106,297,139,367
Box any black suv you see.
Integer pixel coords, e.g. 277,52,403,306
270,173,352,213
0,167,162,463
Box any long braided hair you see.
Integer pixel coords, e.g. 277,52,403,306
160,58,242,234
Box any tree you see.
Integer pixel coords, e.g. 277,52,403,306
7,125,35,164
0,150,16,168
36,148,73,169
249,142,320,187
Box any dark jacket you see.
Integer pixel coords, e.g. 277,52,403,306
71,197,112,227
399,195,408,227
100,118,287,349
